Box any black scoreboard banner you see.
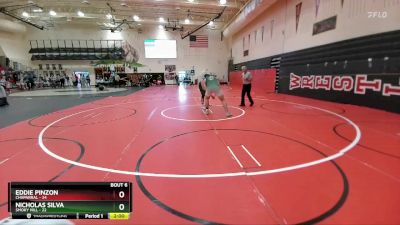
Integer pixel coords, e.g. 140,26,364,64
8,182,132,220
280,73,400,113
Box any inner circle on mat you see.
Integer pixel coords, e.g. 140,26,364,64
38,99,361,178
135,129,349,225
160,105,245,122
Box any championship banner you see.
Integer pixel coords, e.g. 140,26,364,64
315,0,321,18
295,2,302,32
270,19,274,38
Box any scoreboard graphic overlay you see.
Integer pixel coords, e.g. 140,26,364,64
8,182,132,220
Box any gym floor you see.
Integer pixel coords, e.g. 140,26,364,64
0,84,399,224
0,87,143,128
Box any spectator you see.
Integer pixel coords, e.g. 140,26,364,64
65,75,70,86
86,75,91,87
51,75,57,88
114,74,120,87
0,75,5,88
175,75,179,86
72,74,77,86
80,74,86,87
27,72,35,90
0,84,8,106
5,77,12,94
60,75,65,88
43,76,49,87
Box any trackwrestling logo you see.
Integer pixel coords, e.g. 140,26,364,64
289,73,400,96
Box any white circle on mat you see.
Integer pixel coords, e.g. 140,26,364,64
38,99,361,178
160,105,245,122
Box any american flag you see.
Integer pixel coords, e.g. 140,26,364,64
189,35,208,48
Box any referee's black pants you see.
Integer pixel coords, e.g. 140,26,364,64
240,84,254,106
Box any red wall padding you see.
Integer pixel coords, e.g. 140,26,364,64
229,69,276,95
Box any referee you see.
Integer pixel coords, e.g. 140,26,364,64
239,66,254,106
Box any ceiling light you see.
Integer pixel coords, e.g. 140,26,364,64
120,2,128,7
82,0,90,4
106,13,112,19
49,10,57,16
188,0,194,2
219,0,227,5
138,23,142,26
159,17,165,22
184,18,190,24
158,25,164,29
77,11,84,17
208,20,214,26
22,11,29,17
133,15,140,21
33,8,43,12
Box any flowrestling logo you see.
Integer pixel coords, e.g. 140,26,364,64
289,73,400,96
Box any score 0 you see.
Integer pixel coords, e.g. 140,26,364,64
118,190,127,211
110,182,130,212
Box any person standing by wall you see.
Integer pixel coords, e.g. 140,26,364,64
175,74,179,86
27,72,35,90
198,74,206,105
80,74,86,87
0,84,8,106
5,77,12,94
60,75,65,88
65,74,70,87
0,73,5,89
86,74,91,87
239,66,254,107
114,73,120,87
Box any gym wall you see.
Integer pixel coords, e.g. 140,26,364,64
229,69,276,96
0,31,31,66
228,0,400,113
229,0,400,64
1,23,230,81
279,30,400,113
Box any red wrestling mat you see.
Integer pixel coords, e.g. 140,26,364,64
0,85,399,224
